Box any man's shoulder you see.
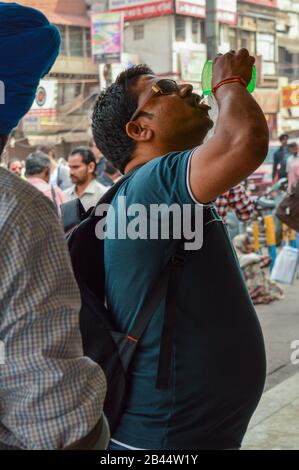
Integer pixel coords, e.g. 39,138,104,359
64,185,75,196
90,178,107,193
133,149,194,181
118,149,196,206
0,167,57,225
0,167,40,205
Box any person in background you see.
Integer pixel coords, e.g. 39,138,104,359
286,142,299,189
0,2,108,450
8,159,23,177
88,138,106,182
65,146,107,212
99,161,121,187
272,134,290,182
25,151,68,218
233,234,284,305
39,144,72,190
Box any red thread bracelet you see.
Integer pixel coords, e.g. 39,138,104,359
212,76,247,95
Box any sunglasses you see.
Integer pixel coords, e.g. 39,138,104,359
130,79,204,122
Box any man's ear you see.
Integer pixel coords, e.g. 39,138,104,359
44,167,50,181
126,121,153,142
88,161,96,175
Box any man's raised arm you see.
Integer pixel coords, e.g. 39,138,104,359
190,49,269,204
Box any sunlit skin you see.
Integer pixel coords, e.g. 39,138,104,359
125,49,269,203
125,75,213,171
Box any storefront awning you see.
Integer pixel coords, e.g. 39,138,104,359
46,12,90,28
27,131,90,146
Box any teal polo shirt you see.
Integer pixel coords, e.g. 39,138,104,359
104,150,266,450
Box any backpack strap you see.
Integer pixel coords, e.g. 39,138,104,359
123,241,188,389
156,244,187,389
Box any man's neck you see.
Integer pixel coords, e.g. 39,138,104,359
76,177,93,196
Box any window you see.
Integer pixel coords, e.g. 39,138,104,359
192,18,200,44
85,28,91,58
69,26,84,56
229,28,237,51
278,46,294,79
256,33,275,75
200,21,206,44
57,25,67,55
133,24,144,41
256,33,275,61
175,16,186,42
240,30,255,55
58,83,82,107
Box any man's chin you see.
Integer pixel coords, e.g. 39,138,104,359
200,117,214,140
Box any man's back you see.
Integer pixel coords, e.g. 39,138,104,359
0,167,107,449
104,151,266,450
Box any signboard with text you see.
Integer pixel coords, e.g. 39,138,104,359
239,0,277,7
282,84,299,108
176,0,237,24
27,79,58,117
91,12,123,64
217,0,237,25
175,0,205,18
109,0,173,21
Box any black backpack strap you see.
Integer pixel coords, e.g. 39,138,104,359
124,241,188,389
156,246,186,389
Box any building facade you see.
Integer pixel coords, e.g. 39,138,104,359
90,0,299,140
6,0,98,161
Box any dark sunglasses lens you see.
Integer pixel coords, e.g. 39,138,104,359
158,79,178,94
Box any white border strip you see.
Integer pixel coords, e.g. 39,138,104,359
186,149,214,208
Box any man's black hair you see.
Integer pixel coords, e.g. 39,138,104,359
92,65,154,174
289,142,298,148
70,146,96,167
279,134,289,142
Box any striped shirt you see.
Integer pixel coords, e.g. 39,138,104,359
0,168,107,449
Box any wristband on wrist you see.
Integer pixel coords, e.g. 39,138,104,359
212,76,247,95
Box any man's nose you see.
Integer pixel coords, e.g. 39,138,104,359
178,84,193,97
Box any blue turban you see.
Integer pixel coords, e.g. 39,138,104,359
0,2,61,135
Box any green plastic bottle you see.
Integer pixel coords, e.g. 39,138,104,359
201,59,257,96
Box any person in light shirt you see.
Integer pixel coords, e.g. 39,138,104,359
287,142,299,189
65,146,107,212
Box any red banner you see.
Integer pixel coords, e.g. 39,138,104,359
110,1,173,20
239,0,277,8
